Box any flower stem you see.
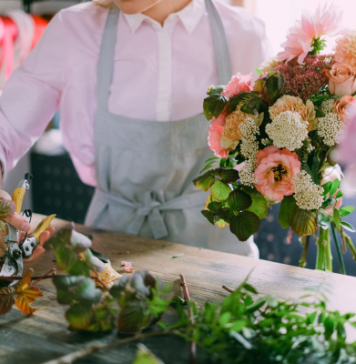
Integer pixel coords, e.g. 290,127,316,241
299,235,310,268
331,223,346,275
316,229,327,270
325,232,333,272
31,268,56,287
222,285,234,294
179,274,196,364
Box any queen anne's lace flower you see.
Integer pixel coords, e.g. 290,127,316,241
320,98,336,115
265,111,308,151
293,171,324,210
317,112,344,146
239,160,257,187
239,116,259,163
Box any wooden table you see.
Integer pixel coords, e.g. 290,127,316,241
1,215,356,364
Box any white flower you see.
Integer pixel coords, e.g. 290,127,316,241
258,57,282,73
320,98,336,115
239,160,257,187
293,171,324,210
265,111,308,151
317,112,344,146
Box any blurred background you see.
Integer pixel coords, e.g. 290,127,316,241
1,0,356,275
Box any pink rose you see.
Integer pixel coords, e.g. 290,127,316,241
208,113,228,158
254,147,301,201
324,63,356,97
221,73,252,98
321,165,343,214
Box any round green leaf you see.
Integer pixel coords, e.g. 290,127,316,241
220,169,239,183
291,206,317,237
227,189,252,211
193,173,215,192
246,194,268,219
279,196,297,229
230,211,260,241
54,246,77,271
211,181,231,202
66,304,93,330
118,301,150,334
201,210,214,225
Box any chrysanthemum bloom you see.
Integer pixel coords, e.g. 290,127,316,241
221,73,252,98
208,113,228,158
334,95,356,121
334,30,356,67
324,63,356,97
269,95,307,120
221,107,253,151
265,111,308,151
254,146,301,201
277,3,344,64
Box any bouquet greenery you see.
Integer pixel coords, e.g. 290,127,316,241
193,4,356,273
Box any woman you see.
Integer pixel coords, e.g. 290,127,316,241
0,0,270,261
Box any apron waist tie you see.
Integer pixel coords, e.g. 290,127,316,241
94,188,207,240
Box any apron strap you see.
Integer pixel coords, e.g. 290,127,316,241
205,0,233,84
96,0,232,112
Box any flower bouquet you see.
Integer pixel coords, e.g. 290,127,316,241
193,4,356,273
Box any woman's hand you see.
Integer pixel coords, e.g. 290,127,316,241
0,190,55,262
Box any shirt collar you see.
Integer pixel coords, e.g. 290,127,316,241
123,0,205,34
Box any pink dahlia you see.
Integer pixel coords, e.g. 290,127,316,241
254,146,301,202
277,3,344,64
221,73,252,98
208,113,228,158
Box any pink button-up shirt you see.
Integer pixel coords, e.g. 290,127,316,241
0,0,270,186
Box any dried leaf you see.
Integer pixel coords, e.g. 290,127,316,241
0,286,15,315
121,261,133,273
15,269,43,315
91,262,122,289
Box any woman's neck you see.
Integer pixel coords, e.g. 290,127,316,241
143,0,192,25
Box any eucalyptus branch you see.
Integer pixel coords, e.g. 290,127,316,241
179,274,196,364
41,331,172,364
222,285,234,294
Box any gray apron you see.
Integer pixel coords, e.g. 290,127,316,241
85,0,259,258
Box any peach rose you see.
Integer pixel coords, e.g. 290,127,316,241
208,113,228,158
324,63,356,97
254,147,301,201
334,95,356,122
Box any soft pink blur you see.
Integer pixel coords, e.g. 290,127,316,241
277,3,344,64
221,73,252,98
254,147,301,201
208,113,228,159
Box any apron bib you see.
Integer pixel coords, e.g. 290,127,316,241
85,0,259,258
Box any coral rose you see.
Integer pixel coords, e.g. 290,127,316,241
208,113,228,158
324,63,356,97
221,73,252,98
254,146,301,201
334,95,356,122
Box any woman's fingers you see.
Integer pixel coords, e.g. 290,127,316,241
23,246,45,263
3,212,31,232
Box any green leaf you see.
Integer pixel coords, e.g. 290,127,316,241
291,206,317,237
199,162,215,174
65,304,93,330
53,275,102,306
306,155,321,185
118,301,150,333
246,297,266,313
243,284,258,295
336,190,343,199
306,312,317,325
220,169,239,183
211,181,231,202
44,227,72,250
265,71,285,100
133,344,164,364
339,206,355,218
207,85,224,96
333,208,341,232
329,179,340,197
254,112,264,127
193,172,215,192
324,316,335,340
322,181,332,196
230,211,260,241
246,194,268,219
90,248,110,264
229,91,262,115
201,210,214,225
230,319,247,332
66,260,91,277
265,295,278,308
279,196,297,229
340,222,356,233
256,68,263,76
227,189,252,211
219,311,231,326
203,94,228,120
54,246,77,271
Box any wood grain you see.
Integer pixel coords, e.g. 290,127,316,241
1,214,356,363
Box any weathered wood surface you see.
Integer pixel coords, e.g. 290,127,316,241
1,214,356,364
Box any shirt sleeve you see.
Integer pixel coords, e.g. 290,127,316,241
0,11,68,181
